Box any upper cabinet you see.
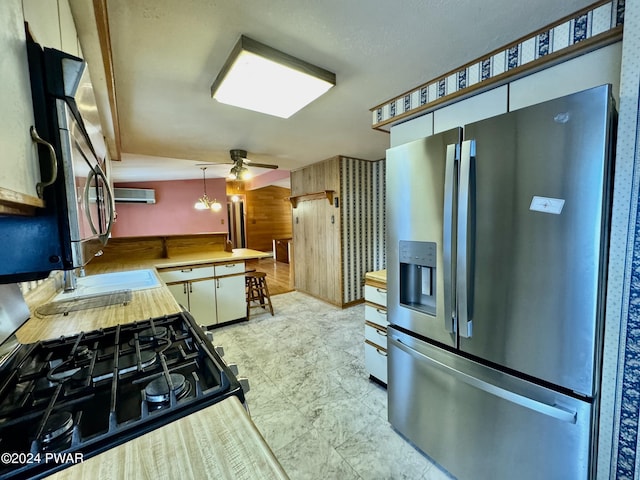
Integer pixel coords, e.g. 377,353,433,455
390,42,622,147
0,0,42,214
0,0,84,215
22,0,81,56
509,42,622,111
433,85,508,133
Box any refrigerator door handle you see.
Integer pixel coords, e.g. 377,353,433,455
457,140,474,338
391,336,577,424
443,144,457,333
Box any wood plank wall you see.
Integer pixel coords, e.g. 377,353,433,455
237,185,292,253
290,156,386,307
291,157,342,305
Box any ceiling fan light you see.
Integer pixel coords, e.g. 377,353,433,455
211,36,335,119
239,167,251,180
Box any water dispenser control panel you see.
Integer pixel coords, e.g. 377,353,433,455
399,240,437,317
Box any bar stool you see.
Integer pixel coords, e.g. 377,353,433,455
245,271,274,318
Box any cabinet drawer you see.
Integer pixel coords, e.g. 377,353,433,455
364,284,387,307
364,340,387,384
214,262,245,276
365,304,388,327
158,266,215,283
365,322,388,350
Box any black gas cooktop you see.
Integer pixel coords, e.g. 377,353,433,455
0,311,244,479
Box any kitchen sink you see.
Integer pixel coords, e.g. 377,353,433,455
53,269,161,300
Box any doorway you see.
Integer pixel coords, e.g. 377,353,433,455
227,196,246,248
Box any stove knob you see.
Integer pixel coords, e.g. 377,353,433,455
238,377,250,394
227,363,239,376
214,345,225,357
205,331,214,343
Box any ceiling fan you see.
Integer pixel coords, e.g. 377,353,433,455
227,149,278,180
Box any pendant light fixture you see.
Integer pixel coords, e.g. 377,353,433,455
194,167,222,212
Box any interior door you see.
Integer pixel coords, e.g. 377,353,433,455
459,85,614,396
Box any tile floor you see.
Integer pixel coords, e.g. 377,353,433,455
213,291,453,480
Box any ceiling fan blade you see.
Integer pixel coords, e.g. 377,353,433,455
243,161,279,169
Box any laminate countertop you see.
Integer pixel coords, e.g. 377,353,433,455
14,248,288,479
364,269,387,285
16,249,271,344
47,396,288,480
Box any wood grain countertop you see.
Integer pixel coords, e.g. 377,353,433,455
365,269,387,284
14,249,289,479
17,249,271,344
47,396,288,480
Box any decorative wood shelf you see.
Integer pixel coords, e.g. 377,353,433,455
287,190,335,208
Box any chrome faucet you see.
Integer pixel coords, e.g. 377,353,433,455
63,269,78,292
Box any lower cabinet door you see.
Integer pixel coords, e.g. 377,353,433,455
215,274,246,324
166,282,189,311
188,278,217,327
364,340,387,384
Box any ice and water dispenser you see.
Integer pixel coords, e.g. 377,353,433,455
399,240,437,316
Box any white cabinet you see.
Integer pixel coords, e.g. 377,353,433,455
23,0,80,56
433,85,508,133
390,113,434,147
364,271,387,385
509,42,622,111
161,267,216,326
159,262,246,327
213,263,246,324
189,278,217,326
0,0,42,211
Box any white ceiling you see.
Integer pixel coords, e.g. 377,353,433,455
74,0,594,184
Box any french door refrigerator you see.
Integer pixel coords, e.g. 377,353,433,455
386,84,615,480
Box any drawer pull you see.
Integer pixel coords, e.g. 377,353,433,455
375,348,387,357
181,268,193,273
376,329,387,337
375,288,387,294
376,308,386,315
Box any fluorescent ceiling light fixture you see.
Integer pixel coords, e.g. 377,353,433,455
211,35,336,119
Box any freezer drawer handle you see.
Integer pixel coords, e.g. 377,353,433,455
392,337,577,424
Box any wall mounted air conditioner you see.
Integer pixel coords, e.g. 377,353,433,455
113,188,156,204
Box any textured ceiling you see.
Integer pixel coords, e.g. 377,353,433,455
75,0,595,182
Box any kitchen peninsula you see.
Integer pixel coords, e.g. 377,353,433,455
17,233,271,343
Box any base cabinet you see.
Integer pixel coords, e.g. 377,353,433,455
213,263,246,324
159,262,245,327
364,271,388,385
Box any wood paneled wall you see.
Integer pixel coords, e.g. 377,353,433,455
232,184,292,253
290,157,340,196
291,156,385,307
291,156,342,305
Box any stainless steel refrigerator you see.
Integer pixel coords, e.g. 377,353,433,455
386,84,615,480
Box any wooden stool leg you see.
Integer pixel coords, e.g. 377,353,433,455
260,278,274,316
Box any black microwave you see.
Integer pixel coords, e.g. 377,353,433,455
0,37,114,283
